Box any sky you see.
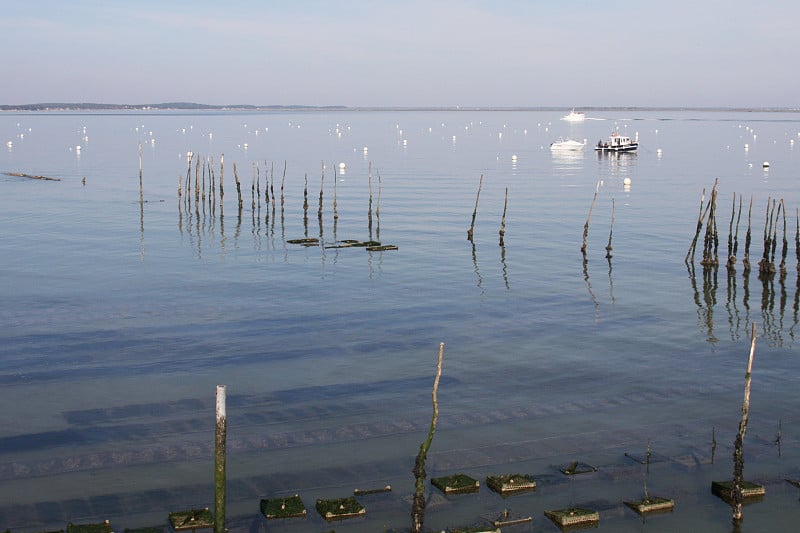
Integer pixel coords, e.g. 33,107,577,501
1,0,798,108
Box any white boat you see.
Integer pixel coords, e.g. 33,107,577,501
595,132,638,152
550,138,586,151
561,109,585,122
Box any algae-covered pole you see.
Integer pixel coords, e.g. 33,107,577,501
214,385,227,533
233,163,243,209
318,161,325,221
743,196,753,271
581,181,600,255
732,322,757,523
411,342,445,533
467,174,483,241
686,187,707,263
138,143,143,203
499,187,508,246
605,197,616,259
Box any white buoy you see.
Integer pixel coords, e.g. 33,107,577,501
338,162,346,170
623,177,632,186
363,146,368,153
744,143,749,150
762,161,770,168
403,139,408,146
657,148,663,155
511,154,518,162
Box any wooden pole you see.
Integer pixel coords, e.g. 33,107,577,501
581,181,599,255
467,174,483,241
687,187,707,263
732,323,756,522
605,197,616,259
743,196,753,271
499,187,508,246
411,342,444,533
214,385,227,533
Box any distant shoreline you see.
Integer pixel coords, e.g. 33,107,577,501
1,102,799,113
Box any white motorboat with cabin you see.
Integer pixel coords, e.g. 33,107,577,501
595,132,638,152
550,138,586,151
561,109,585,122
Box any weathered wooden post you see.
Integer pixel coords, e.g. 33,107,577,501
411,342,444,533
732,323,756,523
467,174,483,241
499,187,508,246
215,385,227,533
581,181,600,255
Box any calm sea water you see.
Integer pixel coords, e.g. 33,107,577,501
2,109,800,532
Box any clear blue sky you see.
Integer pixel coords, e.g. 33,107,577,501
2,0,797,108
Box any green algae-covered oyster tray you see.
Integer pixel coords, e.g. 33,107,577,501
447,526,500,533
623,496,675,514
544,507,599,528
67,522,113,533
431,473,480,494
124,528,165,533
315,496,365,521
711,480,766,501
260,494,307,519
168,508,213,531
559,461,598,476
486,473,537,495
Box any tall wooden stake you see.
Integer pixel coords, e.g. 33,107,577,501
411,342,444,533
732,323,756,523
499,187,508,246
467,174,483,241
214,385,227,533
581,181,600,255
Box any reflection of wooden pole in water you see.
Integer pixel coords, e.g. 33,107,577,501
732,322,757,523
605,197,615,259
499,187,508,246
411,342,444,533
796,209,800,271
581,181,599,255
743,196,753,271
686,187,707,263
711,426,717,464
467,174,483,242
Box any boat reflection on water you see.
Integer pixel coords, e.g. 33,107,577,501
550,147,585,175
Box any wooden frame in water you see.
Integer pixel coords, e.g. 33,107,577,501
315,496,365,521
431,473,480,494
485,473,536,495
260,494,307,519
168,508,213,531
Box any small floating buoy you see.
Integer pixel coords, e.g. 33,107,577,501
338,162,346,170
623,177,632,186
363,146,368,152
403,139,408,146
511,154,518,162
762,161,770,168
744,143,749,150
656,148,663,155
